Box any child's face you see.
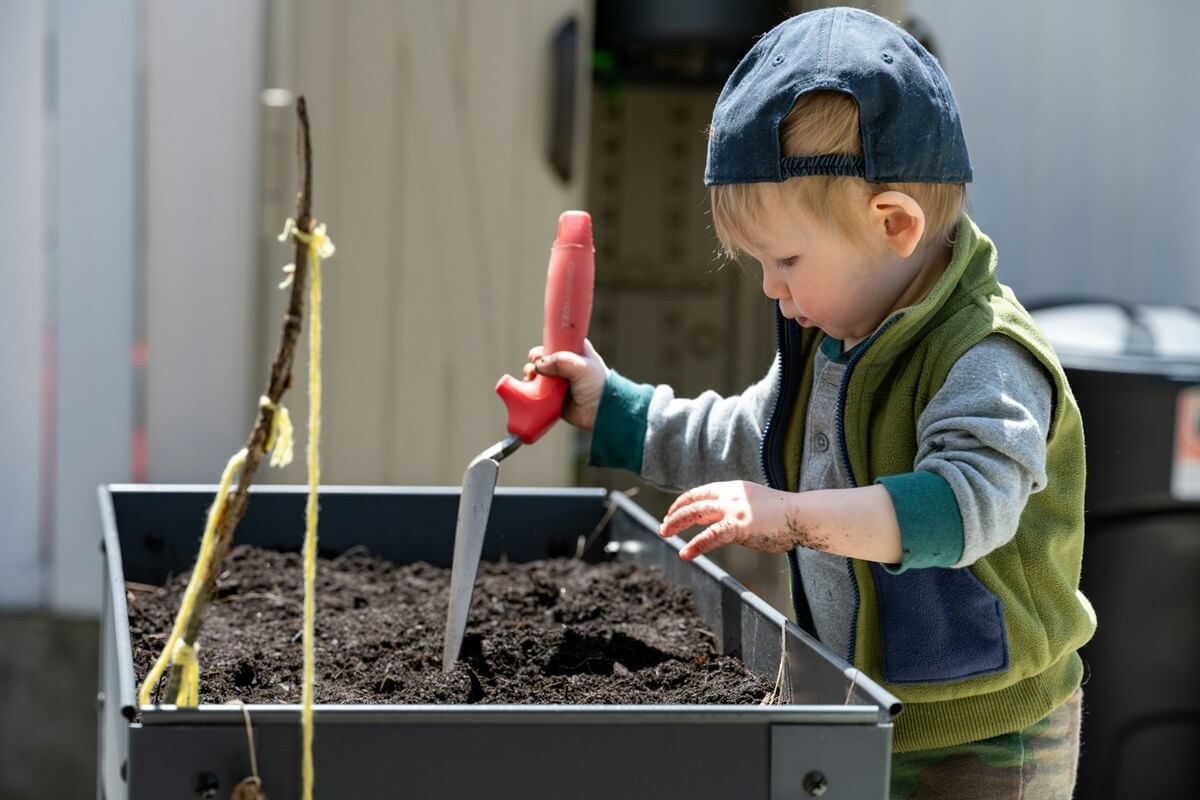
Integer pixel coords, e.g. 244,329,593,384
740,186,916,344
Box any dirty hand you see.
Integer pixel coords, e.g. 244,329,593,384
659,481,798,561
524,338,608,431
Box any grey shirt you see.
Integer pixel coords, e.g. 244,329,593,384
638,334,1053,657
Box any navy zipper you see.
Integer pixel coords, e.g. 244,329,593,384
759,309,790,491
834,313,903,665
759,310,815,631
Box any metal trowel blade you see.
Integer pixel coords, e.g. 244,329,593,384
442,435,521,671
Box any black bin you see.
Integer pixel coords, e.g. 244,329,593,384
1031,302,1200,799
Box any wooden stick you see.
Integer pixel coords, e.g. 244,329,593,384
163,97,315,701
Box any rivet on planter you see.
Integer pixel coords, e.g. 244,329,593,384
803,770,829,796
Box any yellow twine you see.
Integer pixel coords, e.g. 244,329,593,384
282,216,333,800
138,447,248,707
260,395,295,468
171,640,200,707
138,217,333,722
279,217,335,259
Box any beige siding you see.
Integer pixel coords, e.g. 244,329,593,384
258,0,594,488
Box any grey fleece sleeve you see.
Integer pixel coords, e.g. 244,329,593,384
639,357,779,492
915,334,1053,567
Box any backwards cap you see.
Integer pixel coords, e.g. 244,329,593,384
705,7,972,186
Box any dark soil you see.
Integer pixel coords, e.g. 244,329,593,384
128,545,771,705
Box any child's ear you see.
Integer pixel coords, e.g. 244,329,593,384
867,191,925,258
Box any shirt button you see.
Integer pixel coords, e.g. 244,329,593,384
814,432,830,452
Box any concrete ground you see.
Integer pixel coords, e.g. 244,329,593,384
0,613,99,800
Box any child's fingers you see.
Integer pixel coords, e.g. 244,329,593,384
659,500,725,539
522,363,536,380
679,521,740,561
527,345,546,363
666,485,721,518
533,351,590,380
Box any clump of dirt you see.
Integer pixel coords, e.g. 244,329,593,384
128,545,770,705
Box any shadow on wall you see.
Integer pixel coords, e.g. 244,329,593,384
0,614,99,800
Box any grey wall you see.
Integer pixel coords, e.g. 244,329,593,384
909,0,1200,305
144,1,266,485
50,0,140,613
0,2,48,608
0,0,266,614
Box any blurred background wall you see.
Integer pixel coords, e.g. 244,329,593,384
2,1,1197,797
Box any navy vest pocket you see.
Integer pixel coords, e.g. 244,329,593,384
868,563,1009,684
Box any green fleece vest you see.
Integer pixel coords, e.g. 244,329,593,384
780,215,1096,752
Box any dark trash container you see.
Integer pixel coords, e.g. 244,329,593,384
1030,301,1200,800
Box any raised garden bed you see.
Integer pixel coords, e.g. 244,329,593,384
99,485,900,799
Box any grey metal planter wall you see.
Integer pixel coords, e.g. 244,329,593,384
98,486,900,799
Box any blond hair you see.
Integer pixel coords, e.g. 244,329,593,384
710,90,965,259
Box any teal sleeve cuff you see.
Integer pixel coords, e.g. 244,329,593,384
588,370,654,473
876,471,964,573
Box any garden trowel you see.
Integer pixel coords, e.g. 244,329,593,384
442,210,595,672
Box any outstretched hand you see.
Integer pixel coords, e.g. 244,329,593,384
659,480,801,561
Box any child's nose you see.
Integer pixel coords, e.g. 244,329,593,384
761,267,786,300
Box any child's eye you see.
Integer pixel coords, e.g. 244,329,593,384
775,256,800,269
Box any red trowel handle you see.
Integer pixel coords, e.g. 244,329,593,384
495,210,595,444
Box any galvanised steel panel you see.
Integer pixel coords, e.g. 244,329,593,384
99,485,898,799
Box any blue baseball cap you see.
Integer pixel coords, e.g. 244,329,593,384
705,7,972,186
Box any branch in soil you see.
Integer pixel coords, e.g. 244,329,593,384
162,96,315,702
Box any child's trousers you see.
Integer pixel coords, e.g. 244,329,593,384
890,689,1083,800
